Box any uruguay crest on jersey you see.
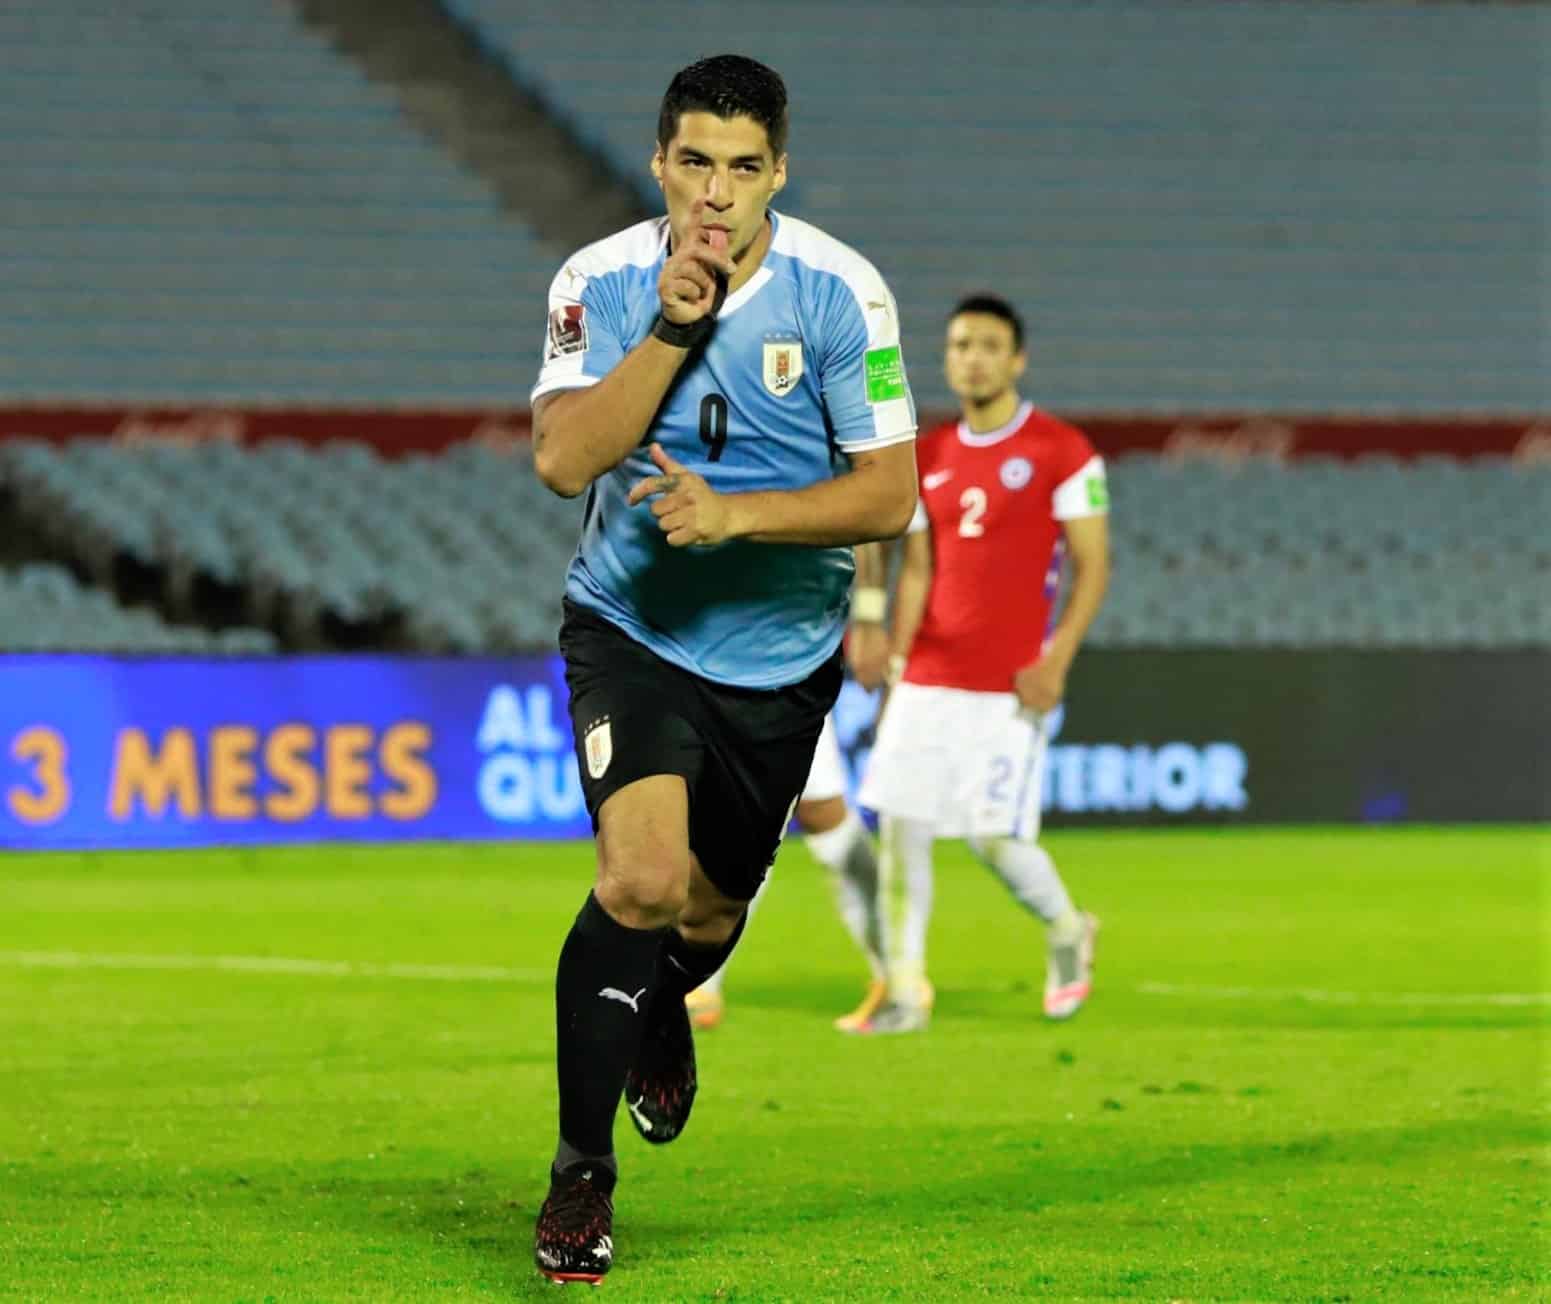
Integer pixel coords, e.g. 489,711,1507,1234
762,338,803,397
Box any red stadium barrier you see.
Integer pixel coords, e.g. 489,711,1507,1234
0,406,1544,462
0,407,534,455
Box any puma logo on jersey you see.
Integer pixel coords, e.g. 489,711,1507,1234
923,469,955,490
626,1096,654,1134
866,299,890,319
599,985,647,1013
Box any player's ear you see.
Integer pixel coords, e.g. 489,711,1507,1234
1012,349,1029,382
650,146,665,188
770,152,788,197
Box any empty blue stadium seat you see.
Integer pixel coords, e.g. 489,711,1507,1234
5,437,1544,651
448,0,1546,414
0,0,558,405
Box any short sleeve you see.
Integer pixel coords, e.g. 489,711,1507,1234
1052,454,1110,520
816,267,917,453
530,259,628,405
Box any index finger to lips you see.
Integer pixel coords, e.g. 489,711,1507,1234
697,227,736,277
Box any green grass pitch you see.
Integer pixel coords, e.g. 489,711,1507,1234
2,828,1546,1301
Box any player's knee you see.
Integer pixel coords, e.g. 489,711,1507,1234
796,795,846,836
594,853,690,928
677,899,745,947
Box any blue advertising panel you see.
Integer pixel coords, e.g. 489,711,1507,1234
0,655,591,849
3,649,1543,849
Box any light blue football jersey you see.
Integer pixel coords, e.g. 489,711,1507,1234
531,211,917,689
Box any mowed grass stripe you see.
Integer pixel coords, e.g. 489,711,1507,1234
0,827,1545,1301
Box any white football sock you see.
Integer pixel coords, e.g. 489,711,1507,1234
804,810,885,980
967,835,1079,936
879,814,935,1002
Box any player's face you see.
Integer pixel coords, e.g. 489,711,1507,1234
652,112,787,261
943,313,1026,405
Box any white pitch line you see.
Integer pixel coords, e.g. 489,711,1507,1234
0,950,549,984
1,953,1545,1008
1136,981,1551,1008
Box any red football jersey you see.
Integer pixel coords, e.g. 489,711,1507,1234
903,401,1108,693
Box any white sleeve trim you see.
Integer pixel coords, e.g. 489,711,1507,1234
906,498,929,534
840,426,916,455
1052,454,1109,520
530,373,601,405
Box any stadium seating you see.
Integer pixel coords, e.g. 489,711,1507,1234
446,0,1547,414
6,1,1540,415
0,438,581,653
0,560,277,654
2,439,1543,652
1095,454,1551,648
0,0,554,405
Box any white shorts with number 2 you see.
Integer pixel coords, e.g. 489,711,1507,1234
858,682,1049,840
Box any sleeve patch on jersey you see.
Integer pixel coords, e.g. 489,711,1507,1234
864,346,906,404
1087,476,1110,510
546,304,588,359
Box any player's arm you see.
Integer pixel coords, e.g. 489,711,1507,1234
531,349,688,498
728,441,917,544
885,523,933,684
1045,514,1110,667
847,540,892,687
533,201,735,498
627,439,916,546
1014,510,1111,714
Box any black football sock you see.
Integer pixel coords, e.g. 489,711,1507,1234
553,891,668,1163
554,1139,617,1183
656,909,749,1003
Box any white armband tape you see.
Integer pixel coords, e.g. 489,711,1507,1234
851,587,887,624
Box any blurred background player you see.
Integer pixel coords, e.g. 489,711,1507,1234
686,572,894,1032
855,294,1111,1033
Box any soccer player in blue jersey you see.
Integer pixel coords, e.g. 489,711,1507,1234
527,55,918,1284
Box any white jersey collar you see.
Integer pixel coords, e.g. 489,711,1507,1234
957,399,1034,448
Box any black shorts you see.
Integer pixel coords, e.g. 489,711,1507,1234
558,599,842,901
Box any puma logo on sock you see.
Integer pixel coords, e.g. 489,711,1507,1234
598,986,647,1013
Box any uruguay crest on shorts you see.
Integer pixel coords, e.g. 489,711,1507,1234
762,340,803,397
584,718,612,779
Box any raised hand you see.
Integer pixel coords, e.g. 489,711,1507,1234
658,199,736,326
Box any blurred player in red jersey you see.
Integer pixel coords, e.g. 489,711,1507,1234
853,294,1111,1033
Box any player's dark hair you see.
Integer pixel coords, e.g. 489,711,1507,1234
950,294,1025,352
658,55,788,158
